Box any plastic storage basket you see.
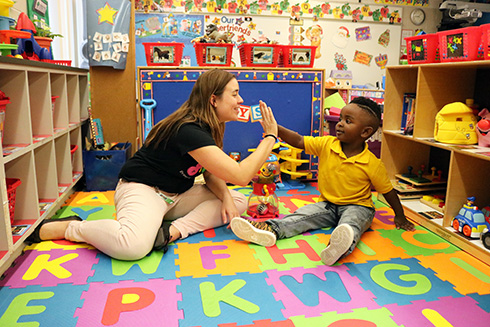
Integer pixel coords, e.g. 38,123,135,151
278,45,317,68
406,33,439,64
6,177,21,225
238,43,280,67
143,42,184,66
480,23,490,60
438,26,482,62
193,43,234,66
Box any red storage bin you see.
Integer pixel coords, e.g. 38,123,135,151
143,42,184,66
193,42,234,66
438,26,482,62
481,23,490,60
0,97,9,144
6,178,21,225
406,33,439,64
238,43,280,67
278,45,317,68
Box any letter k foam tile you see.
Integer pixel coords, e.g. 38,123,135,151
177,272,285,327
0,248,98,288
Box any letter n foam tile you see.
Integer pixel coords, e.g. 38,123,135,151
75,279,182,327
0,248,98,288
177,272,285,327
266,266,379,318
0,284,87,326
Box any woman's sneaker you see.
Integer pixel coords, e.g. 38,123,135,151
230,217,277,247
320,224,354,266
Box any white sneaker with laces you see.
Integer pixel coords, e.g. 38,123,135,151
321,224,354,266
230,217,277,247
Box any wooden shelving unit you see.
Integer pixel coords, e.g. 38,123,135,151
0,57,89,276
382,61,490,264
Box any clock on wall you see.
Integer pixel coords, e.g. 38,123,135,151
410,8,426,26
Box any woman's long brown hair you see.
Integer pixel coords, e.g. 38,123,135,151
144,69,236,149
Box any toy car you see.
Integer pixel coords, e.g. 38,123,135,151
452,198,490,238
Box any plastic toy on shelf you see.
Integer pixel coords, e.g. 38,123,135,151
452,196,490,239
14,12,52,60
247,154,280,219
476,108,490,147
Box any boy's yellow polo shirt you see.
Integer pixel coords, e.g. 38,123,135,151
304,135,393,208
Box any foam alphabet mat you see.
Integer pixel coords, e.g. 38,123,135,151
1,184,490,326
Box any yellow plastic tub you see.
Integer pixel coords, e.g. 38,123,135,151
0,0,14,17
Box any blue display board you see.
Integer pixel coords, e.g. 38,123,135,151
138,68,324,179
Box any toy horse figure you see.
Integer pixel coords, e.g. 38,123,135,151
477,108,490,147
247,154,280,218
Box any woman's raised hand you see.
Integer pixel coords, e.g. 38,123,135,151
259,100,278,137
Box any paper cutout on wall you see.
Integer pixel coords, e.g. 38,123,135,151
353,50,373,66
355,26,371,42
375,53,388,69
334,52,348,70
378,29,390,47
86,0,131,70
329,70,353,89
331,26,350,48
306,24,323,58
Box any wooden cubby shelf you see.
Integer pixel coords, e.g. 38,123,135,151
382,61,490,264
0,57,89,276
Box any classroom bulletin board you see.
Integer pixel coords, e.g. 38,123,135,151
134,1,403,87
138,67,324,179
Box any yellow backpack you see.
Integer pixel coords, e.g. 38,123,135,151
434,102,478,144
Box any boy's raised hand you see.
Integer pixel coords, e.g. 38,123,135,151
259,100,278,137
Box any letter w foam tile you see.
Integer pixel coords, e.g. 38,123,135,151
385,296,490,327
177,272,285,327
175,240,262,278
0,284,87,327
346,258,463,306
75,279,183,327
266,266,378,318
0,248,98,288
89,246,179,283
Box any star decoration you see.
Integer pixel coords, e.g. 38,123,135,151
97,2,118,25
248,22,256,30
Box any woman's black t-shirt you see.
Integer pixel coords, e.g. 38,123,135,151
119,123,216,193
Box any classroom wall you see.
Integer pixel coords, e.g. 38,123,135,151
8,0,447,149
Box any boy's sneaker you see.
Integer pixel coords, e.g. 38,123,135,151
230,217,277,247
321,224,354,266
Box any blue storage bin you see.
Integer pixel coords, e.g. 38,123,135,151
83,143,132,191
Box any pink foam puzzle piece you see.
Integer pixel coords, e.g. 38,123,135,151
75,279,183,326
0,248,98,288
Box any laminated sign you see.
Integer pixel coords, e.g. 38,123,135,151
85,0,131,70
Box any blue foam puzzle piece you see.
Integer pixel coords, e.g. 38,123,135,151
177,272,285,326
468,292,490,313
0,284,87,326
346,257,463,306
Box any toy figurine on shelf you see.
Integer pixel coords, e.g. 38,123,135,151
191,23,231,44
452,196,490,239
247,154,280,218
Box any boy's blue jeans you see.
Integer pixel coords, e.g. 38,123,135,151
267,201,376,255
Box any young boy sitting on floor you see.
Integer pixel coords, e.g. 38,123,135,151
231,97,415,265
